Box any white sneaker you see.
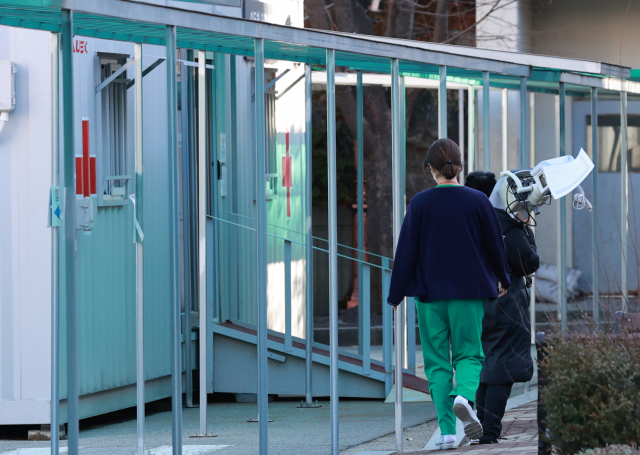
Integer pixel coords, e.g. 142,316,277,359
453,396,484,440
435,434,456,450
469,439,480,446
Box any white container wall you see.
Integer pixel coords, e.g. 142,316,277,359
0,26,54,425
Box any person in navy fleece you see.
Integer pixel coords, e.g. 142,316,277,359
387,138,510,448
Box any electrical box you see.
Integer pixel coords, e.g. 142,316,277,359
0,60,16,112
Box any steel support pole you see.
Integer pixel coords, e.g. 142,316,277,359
134,42,145,455
591,87,599,327
61,10,79,455
391,58,404,454
166,25,183,455
326,49,339,455
458,89,465,184
50,31,60,455
254,38,269,455
400,76,412,373
382,259,392,396
439,66,447,138
400,76,406,210
558,82,568,331
304,64,315,406
529,91,536,342
483,72,491,172
197,49,208,436
357,71,364,357
501,89,508,172
285,240,293,352
468,86,475,173
530,93,535,168
520,77,528,170
182,52,194,410
620,91,629,311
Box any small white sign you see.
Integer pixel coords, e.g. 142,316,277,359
219,133,227,164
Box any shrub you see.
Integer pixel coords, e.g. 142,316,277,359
577,445,640,455
539,333,640,455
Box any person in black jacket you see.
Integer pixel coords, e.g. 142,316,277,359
466,171,539,445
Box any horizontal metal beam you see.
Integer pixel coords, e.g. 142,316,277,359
311,71,472,89
58,0,531,76
177,59,214,69
559,72,640,94
353,34,629,78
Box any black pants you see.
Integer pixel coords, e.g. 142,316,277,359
476,382,513,442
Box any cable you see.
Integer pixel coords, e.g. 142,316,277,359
505,177,537,227
573,185,593,211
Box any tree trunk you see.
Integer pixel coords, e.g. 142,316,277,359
433,0,451,43
385,0,415,39
306,0,418,313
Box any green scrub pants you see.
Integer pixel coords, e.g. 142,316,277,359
415,298,485,436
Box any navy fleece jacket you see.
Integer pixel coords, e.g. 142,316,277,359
387,185,510,305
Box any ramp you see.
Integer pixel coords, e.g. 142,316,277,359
212,322,429,399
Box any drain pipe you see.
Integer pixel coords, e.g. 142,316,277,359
0,112,9,137
0,60,17,138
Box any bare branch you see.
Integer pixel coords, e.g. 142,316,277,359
443,0,518,44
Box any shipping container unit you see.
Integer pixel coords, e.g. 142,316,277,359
0,0,401,430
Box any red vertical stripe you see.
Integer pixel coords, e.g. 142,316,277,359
82,119,90,197
76,157,83,195
90,157,97,195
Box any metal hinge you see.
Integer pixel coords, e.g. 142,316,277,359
75,197,94,233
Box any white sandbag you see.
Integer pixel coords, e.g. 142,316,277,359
534,262,583,303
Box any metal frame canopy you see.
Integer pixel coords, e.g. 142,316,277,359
2,0,637,87
0,1,635,455
0,0,530,76
1,1,636,85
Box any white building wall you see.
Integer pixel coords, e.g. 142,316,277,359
530,0,640,68
0,26,54,423
476,0,532,53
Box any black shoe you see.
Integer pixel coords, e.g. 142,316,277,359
479,437,498,444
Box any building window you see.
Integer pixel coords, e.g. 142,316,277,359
253,67,278,199
587,114,640,173
99,53,130,202
265,68,277,176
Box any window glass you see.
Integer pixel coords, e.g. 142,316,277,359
586,114,640,173
99,54,130,201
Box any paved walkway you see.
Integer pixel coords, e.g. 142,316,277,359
0,400,438,455
398,401,538,455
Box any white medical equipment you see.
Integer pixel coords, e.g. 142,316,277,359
489,149,595,225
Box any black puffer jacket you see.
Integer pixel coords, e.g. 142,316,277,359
480,209,539,385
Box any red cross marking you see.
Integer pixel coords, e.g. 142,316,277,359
282,132,292,217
